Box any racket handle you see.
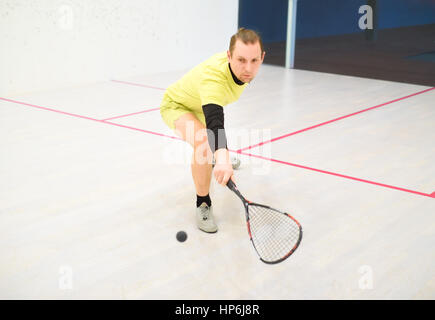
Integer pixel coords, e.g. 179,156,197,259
226,178,248,204
226,178,237,191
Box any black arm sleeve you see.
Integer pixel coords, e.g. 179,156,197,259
202,103,228,152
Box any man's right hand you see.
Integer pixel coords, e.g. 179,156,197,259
213,148,234,186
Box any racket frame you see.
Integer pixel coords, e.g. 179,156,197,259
227,179,303,264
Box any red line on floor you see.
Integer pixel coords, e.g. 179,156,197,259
102,107,160,121
236,150,434,199
110,79,166,91
1,96,431,199
237,87,435,153
0,97,179,141
103,120,181,140
0,97,100,122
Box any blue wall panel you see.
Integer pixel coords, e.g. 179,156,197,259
238,0,288,43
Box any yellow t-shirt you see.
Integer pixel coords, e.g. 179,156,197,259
161,52,248,129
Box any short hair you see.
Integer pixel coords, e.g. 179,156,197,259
229,28,264,55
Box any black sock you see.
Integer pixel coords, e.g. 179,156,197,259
196,194,211,208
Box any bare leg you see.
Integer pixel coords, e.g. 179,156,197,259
173,113,213,196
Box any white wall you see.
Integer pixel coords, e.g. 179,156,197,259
0,0,239,96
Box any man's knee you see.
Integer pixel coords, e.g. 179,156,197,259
174,114,202,144
174,114,212,161
193,131,213,164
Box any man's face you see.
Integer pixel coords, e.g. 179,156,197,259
227,40,265,83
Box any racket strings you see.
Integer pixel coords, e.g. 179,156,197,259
248,204,301,263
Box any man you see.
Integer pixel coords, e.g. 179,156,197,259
160,28,265,233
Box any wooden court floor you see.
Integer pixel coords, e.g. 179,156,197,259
0,64,434,299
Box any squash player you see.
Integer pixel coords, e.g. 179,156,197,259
160,28,265,233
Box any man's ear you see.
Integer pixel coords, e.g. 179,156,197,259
227,50,232,61
261,51,266,61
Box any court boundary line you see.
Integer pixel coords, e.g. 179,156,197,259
110,79,434,156
101,107,160,121
110,79,166,91
236,150,434,199
0,97,179,141
0,96,432,199
236,87,435,152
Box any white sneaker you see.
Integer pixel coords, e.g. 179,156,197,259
196,203,218,233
